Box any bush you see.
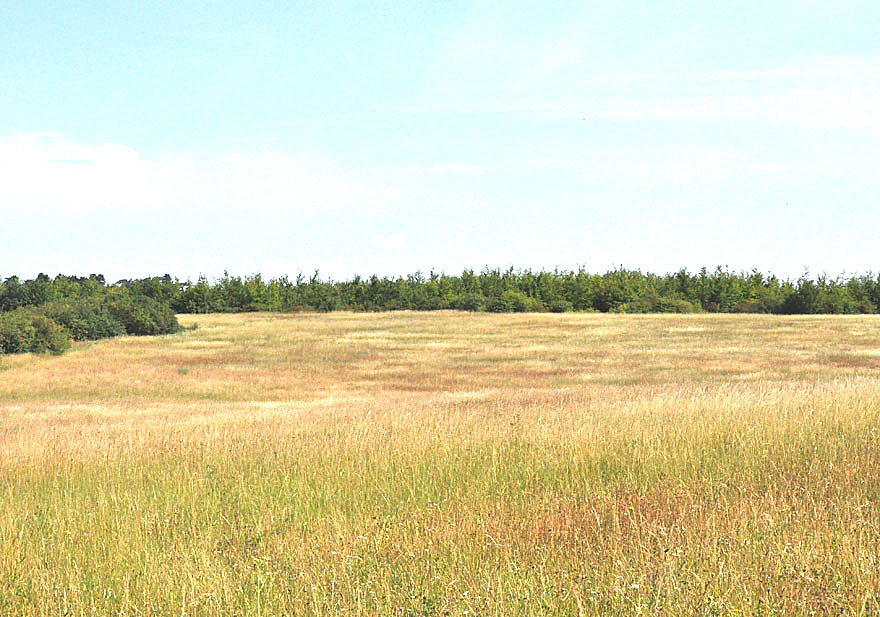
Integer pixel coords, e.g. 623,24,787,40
487,290,540,313
547,299,573,313
450,293,486,312
411,295,448,311
106,295,181,336
35,295,180,342
616,295,700,314
523,297,544,312
38,299,126,341
655,297,701,313
486,294,513,313
733,298,780,314
0,310,70,355
0,293,181,356
615,296,655,313
28,315,71,354
0,312,31,353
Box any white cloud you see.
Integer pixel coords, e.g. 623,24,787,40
0,134,403,216
602,56,880,129
0,134,163,213
407,54,880,130
597,87,880,129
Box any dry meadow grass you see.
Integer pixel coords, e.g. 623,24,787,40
1,311,879,615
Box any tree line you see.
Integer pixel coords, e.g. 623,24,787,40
1,266,879,355
0,274,180,355
113,267,879,315
5,268,880,317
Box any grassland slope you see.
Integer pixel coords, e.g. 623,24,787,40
1,312,879,615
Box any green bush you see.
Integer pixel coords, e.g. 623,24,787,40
733,298,780,313
450,293,487,312
411,295,448,311
0,312,31,353
522,296,544,312
486,290,540,313
38,299,126,341
106,295,181,336
0,310,70,355
38,295,180,342
486,294,513,313
0,293,181,356
547,299,573,313
655,297,702,313
615,296,655,313
28,315,71,354
616,295,700,314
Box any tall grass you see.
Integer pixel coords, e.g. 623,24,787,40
1,312,879,615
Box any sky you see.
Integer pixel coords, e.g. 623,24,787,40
2,1,879,282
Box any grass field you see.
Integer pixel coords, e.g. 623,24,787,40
2,312,880,616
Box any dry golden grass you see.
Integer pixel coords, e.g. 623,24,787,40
1,312,879,615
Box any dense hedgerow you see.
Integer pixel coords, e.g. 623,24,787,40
0,309,70,355
2,267,879,345
134,268,875,316
36,295,180,340
38,297,126,341
103,295,181,336
0,281,181,355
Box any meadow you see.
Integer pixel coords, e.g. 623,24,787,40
1,311,879,616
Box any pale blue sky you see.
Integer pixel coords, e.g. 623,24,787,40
2,1,879,281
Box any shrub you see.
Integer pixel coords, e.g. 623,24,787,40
106,295,181,336
486,294,513,313
617,295,700,314
450,293,486,312
38,299,126,341
0,294,181,356
615,296,656,313
486,290,539,313
28,315,71,355
0,312,31,353
547,299,573,313
655,297,701,314
522,297,544,312
0,310,70,355
733,298,780,314
412,295,448,311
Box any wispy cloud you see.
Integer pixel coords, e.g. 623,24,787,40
401,54,880,129
0,134,405,215
591,56,880,129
